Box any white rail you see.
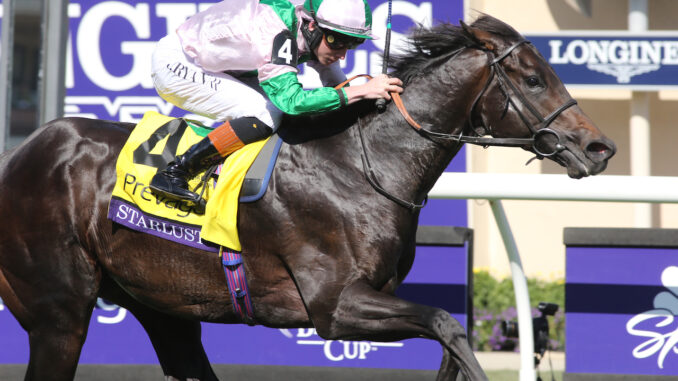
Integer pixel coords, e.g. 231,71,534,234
428,173,678,381
429,173,678,203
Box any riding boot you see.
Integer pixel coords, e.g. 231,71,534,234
149,137,222,205
149,117,272,206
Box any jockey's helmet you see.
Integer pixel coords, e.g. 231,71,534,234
303,0,374,41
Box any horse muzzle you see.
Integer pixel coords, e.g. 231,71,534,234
556,135,616,178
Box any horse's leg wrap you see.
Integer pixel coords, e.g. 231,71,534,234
311,281,487,381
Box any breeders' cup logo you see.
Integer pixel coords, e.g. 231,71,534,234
548,39,678,83
626,266,678,369
279,328,403,362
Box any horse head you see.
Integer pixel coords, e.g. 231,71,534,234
390,15,616,180
460,16,616,178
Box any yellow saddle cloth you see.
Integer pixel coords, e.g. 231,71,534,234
107,111,268,251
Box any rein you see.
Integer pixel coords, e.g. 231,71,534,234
392,40,578,153
336,39,578,210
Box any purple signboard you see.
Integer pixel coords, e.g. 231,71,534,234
564,228,678,378
0,226,471,369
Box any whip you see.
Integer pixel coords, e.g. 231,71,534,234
375,0,393,113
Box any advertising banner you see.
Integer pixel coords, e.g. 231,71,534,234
526,32,678,90
565,228,678,376
0,226,471,369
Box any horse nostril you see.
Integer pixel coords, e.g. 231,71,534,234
586,141,615,161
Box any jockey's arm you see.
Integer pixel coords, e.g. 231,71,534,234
259,64,404,115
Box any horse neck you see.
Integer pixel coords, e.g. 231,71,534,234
358,50,488,202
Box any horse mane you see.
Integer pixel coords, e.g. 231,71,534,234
390,14,523,85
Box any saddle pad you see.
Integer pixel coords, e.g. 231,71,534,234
108,111,269,251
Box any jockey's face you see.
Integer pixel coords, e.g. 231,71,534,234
309,22,348,66
315,36,348,65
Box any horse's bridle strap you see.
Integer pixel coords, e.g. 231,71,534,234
335,75,424,131
336,75,533,147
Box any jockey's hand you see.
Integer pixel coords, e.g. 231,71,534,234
344,74,403,104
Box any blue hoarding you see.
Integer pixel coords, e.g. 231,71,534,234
527,32,678,90
565,228,678,377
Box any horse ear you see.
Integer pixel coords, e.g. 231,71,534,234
460,20,496,51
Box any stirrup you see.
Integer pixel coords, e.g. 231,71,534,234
149,173,207,212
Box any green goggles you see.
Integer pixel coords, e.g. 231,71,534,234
322,29,365,50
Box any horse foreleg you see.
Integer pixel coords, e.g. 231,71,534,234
315,281,487,381
437,349,461,381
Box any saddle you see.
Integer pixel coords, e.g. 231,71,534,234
107,111,282,252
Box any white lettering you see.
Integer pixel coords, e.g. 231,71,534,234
77,2,153,91
185,228,195,242
96,298,128,324
548,40,567,64
127,208,140,224
640,41,662,65
323,340,376,361
135,214,148,229
609,40,629,64
324,340,344,361
116,203,129,220
549,39,678,66
277,39,293,65
149,219,160,231
588,40,609,64
290,330,402,362
627,311,678,368
171,225,184,239
567,40,589,65
359,342,371,359
662,41,678,64
66,4,83,89
627,266,678,369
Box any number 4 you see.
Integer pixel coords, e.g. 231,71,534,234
278,39,293,65
272,31,297,67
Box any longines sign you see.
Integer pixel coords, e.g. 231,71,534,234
527,32,678,90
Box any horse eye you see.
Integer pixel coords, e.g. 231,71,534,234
526,76,541,88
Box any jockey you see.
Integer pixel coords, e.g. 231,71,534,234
150,0,403,205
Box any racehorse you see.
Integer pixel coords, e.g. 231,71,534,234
0,16,615,381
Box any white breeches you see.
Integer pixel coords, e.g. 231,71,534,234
151,34,283,130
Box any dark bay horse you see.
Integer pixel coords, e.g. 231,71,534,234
0,16,615,381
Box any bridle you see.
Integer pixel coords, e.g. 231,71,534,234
392,39,578,157
351,39,579,210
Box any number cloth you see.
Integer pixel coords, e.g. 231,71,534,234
109,111,269,251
